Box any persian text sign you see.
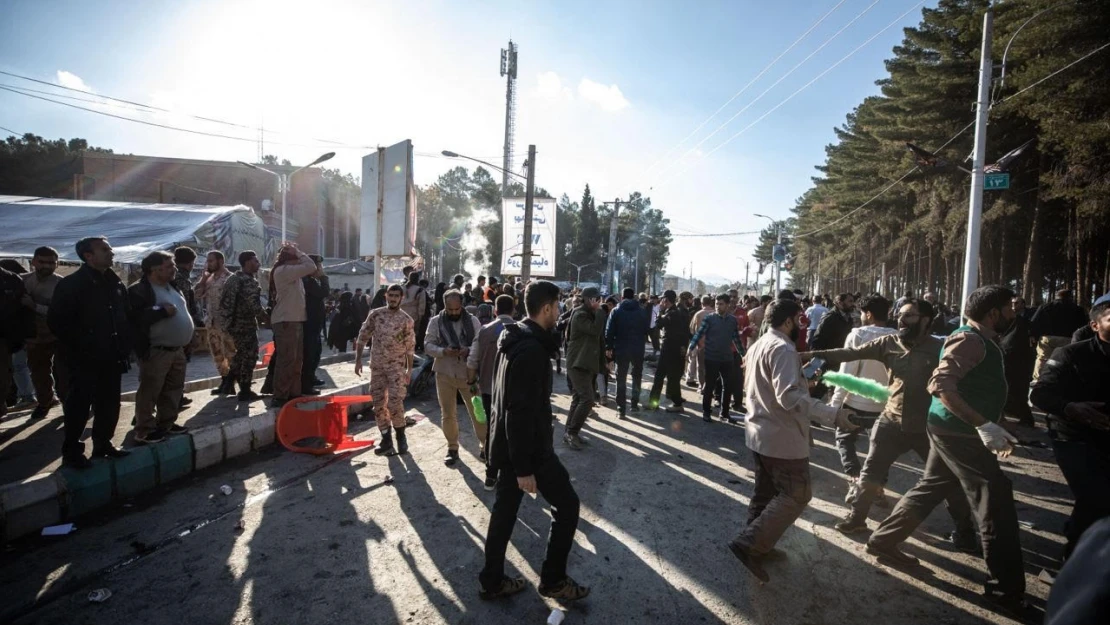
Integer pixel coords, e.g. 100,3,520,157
500,197,557,277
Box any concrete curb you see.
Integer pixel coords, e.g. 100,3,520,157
0,377,372,543
119,352,355,402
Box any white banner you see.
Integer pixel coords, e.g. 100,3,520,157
360,140,417,258
500,197,557,277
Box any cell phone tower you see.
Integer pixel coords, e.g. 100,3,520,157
499,40,518,197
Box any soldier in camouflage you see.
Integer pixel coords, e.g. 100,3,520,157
195,250,236,395
219,251,269,402
355,283,415,456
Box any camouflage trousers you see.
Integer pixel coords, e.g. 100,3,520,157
229,328,259,387
370,367,408,431
207,326,237,377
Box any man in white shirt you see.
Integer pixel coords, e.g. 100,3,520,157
826,295,898,500
805,296,829,347
728,299,856,582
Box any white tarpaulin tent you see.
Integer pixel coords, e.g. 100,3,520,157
0,195,267,264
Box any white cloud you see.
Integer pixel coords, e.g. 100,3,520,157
577,78,630,112
56,70,92,92
535,71,572,99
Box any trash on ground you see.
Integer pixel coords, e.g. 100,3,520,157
234,519,245,532
384,475,395,484
88,588,112,603
41,523,75,536
1018,520,1036,529
220,485,233,496
1038,569,1056,585
547,608,565,625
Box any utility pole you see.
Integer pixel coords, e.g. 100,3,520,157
520,144,537,282
745,262,750,294
960,8,993,318
374,146,386,289
602,197,625,295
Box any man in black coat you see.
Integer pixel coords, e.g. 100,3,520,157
1031,289,1090,382
301,255,328,393
1,265,31,420
648,289,690,412
1000,296,1036,425
1030,300,1110,560
810,293,856,351
479,280,590,603
48,237,133,468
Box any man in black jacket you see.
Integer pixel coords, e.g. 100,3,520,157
301,255,328,394
810,293,855,351
1031,289,1089,382
1030,300,1110,560
649,289,690,413
479,280,590,603
1,265,31,420
48,237,133,468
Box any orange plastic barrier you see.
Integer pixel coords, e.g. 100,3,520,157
276,395,375,455
257,341,275,368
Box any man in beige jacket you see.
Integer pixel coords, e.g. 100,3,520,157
268,244,318,407
425,289,484,467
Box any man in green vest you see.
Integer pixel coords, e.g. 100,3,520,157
866,285,1026,613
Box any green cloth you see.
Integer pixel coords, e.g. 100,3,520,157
927,325,1008,434
565,307,604,373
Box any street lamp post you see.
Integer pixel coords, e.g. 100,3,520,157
568,262,593,287
960,9,993,314
754,213,782,293
238,152,335,243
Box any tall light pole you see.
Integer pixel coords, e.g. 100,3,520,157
960,8,992,313
568,262,593,287
755,213,782,293
238,152,335,242
600,198,626,296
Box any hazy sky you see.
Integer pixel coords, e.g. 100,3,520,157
0,0,931,283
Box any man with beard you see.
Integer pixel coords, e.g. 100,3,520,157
1031,289,1088,382
800,299,976,546
426,289,484,466
564,287,605,450
195,251,236,396
220,251,269,402
689,294,743,423
479,280,589,602
728,299,858,581
685,295,715,389
21,246,67,420
649,290,691,413
810,293,855,351
1030,300,1110,561
354,284,415,456
866,286,1025,613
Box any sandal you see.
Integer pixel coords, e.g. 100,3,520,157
478,576,527,600
539,576,591,601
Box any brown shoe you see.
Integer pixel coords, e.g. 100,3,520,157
538,576,590,601
478,576,527,600
727,539,769,582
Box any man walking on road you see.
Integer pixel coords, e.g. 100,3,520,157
220,251,269,402
605,288,650,419
801,299,976,545
479,280,590,602
426,289,485,467
21,246,67,420
685,295,715,388
48,236,134,468
563,287,605,449
649,289,691,413
128,251,194,444
1030,300,1110,560
866,286,1026,613
467,294,516,490
354,284,414,456
689,294,743,423
728,299,858,581
195,251,236,396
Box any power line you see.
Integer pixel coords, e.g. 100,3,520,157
0,124,20,135
652,1,926,193
664,0,882,179
994,41,1110,107
632,0,850,186
672,229,765,238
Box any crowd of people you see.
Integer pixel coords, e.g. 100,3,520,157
3,243,1109,620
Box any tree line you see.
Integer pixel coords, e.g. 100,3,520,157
755,0,1110,306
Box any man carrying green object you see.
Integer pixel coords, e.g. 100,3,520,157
801,298,975,547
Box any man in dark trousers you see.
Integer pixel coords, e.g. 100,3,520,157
48,237,134,468
605,287,650,419
649,289,691,413
1030,300,1110,561
1031,289,1089,382
689,294,743,423
479,280,590,602
867,285,1026,613
1000,294,1036,426
467,294,516,490
301,254,328,394
563,287,604,449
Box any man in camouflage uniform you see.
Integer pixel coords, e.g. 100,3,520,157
194,250,236,395
219,251,268,402
355,283,415,456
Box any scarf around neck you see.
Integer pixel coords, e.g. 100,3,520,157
438,309,476,349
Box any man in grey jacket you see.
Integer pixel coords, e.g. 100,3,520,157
468,294,516,490
426,289,484,467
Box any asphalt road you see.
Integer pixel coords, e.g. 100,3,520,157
2,366,1066,625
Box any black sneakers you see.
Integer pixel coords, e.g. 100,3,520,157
866,542,919,567
478,576,527,600
538,576,591,601
834,513,869,535
134,431,166,445
444,449,460,466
